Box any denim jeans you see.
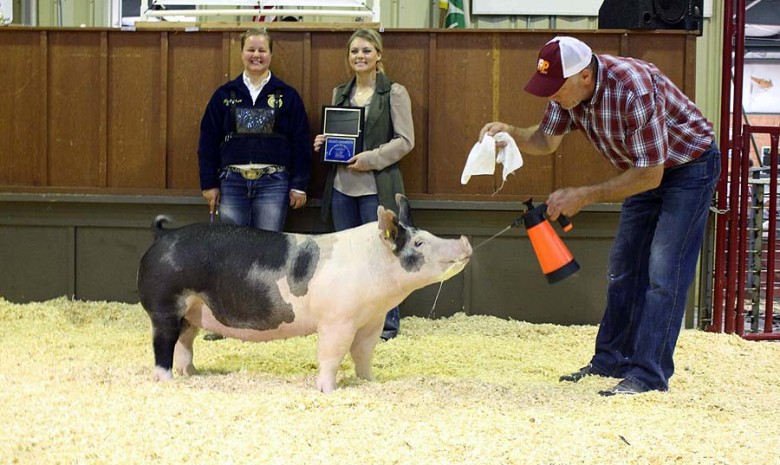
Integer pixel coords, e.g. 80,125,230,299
331,189,400,334
218,170,289,231
590,143,721,391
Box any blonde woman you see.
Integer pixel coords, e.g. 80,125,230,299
314,29,415,340
199,28,310,231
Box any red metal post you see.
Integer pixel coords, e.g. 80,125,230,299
711,0,737,333
764,132,779,334
735,129,753,335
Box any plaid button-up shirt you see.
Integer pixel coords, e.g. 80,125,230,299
539,54,715,171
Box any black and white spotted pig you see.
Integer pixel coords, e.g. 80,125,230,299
137,194,472,393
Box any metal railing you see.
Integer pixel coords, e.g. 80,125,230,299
141,0,380,22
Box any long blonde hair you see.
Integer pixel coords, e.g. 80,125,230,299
346,28,385,74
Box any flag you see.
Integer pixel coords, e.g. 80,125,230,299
253,6,276,22
445,0,465,28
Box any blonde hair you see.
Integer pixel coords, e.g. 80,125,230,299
240,28,273,53
346,28,384,74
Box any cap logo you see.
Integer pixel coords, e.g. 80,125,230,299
537,58,550,75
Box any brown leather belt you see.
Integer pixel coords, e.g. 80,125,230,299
226,165,286,180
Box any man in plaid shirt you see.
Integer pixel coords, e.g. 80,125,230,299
481,36,721,396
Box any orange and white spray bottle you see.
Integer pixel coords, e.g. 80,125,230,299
514,199,580,283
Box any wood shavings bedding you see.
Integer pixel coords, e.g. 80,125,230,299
1,297,778,465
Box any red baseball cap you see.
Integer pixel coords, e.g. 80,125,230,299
524,36,593,98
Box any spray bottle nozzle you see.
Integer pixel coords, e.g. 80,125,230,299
511,199,574,232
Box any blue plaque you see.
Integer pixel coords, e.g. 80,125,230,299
321,105,365,164
323,136,356,163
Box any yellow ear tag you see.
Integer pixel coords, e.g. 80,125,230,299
386,230,391,238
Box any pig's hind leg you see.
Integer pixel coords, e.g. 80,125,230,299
173,320,199,377
149,309,184,382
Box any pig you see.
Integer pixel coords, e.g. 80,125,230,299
137,194,472,393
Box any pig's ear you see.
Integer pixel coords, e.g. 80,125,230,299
396,194,415,228
377,205,400,251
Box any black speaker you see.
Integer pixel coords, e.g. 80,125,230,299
598,0,702,33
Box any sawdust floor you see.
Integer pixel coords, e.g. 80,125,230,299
1,297,778,465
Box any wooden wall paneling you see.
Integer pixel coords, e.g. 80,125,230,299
684,36,697,102
557,131,618,190
98,32,108,187
271,31,306,91
384,31,429,195
0,29,700,200
270,31,320,196
107,31,164,188
308,31,353,198
301,32,312,107
429,32,495,196
626,33,689,93
496,32,556,198
39,32,49,186
159,33,169,188
425,32,438,197
47,31,103,187
0,30,46,186
228,31,243,78
167,32,224,190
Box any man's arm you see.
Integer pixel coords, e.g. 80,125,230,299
480,122,563,155
545,164,665,220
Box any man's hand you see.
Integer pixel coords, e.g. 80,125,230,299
479,122,511,148
545,187,593,221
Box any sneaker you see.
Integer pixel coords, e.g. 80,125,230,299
203,332,225,341
598,378,651,397
380,330,397,341
559,364,601,383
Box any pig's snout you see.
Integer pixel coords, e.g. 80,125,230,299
435,236,473,283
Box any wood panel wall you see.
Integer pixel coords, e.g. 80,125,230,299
0,28,697,201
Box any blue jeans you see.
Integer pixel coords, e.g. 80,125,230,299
589,143,721,391
218,170,289,231
331,189,400,334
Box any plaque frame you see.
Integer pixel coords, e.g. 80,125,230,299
321,105,365,164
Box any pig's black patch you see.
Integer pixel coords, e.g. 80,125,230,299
138,221,321,333
289,238,319,297
395,225,425,273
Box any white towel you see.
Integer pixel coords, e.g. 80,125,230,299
460,132,523,186
494,132,523,183
460,135,496,184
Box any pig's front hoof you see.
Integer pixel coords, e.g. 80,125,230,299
316,376,337,394
153,366,174,382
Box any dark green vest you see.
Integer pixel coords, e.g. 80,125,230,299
321,72,406,223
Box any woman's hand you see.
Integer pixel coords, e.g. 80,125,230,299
313,134,326,153
289,190,307,209
346,152,372,172
202,188,220,214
